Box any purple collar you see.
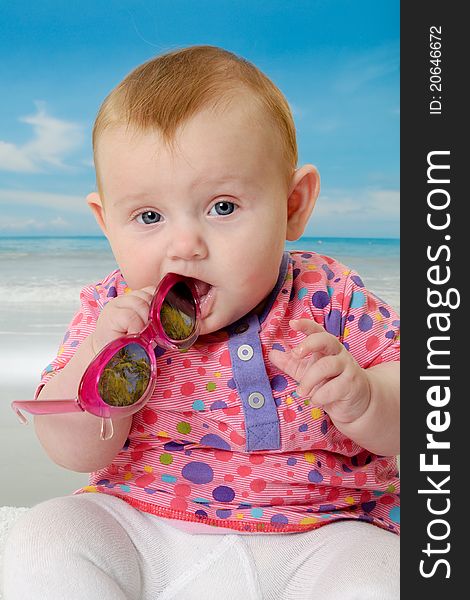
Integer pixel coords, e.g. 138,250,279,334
257,251,291,325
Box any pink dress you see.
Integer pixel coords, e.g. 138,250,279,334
38,251,400,535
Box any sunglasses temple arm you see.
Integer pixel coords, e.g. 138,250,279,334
11,399,84,425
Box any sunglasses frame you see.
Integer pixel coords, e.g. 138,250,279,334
11,273,201,434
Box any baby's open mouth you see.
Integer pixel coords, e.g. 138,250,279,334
189,278,215,318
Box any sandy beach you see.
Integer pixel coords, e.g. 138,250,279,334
1,382,89,507
0,236,399,507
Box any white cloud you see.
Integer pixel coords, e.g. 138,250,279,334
334,44,399,94
49,216,70,228
304,186,400,237
364,189,400,217
0,141,39,172
315,187,399,218
0,188,88,213
0,216,72,232
0,101,85,173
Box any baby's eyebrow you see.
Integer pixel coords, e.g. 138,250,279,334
112,194,154,208
193,174,241,185
196,175,264,196
187,173,252,191
111,174,257,207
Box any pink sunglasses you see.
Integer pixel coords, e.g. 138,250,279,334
11,273,201,440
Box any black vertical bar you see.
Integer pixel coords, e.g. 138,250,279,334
401,2,466,595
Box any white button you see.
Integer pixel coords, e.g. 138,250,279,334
248,392,265,409
237,344,254,361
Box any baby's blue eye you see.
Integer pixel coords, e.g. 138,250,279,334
136,211,161,225
210,201,237,216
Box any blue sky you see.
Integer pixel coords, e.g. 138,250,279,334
0,0,399,238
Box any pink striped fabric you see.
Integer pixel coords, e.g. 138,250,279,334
37,251,400,535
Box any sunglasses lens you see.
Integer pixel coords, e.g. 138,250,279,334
98,343,151,407
160,281,197,340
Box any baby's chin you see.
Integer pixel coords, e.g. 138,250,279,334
196,313,231,339
195,298,269,342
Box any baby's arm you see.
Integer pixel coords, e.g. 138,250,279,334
35,287,155,473
35,336,133,472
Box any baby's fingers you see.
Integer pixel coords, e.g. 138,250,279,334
290,318,324,335
116,306,148,335
116,296,153,327
296,355,343,398
293,330,342,359
268,347,302,379
129,287,156,304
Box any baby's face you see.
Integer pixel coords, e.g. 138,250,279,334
92,99,290,336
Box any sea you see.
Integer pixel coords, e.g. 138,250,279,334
0,235,399,505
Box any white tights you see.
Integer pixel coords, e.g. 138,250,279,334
3,493,399,599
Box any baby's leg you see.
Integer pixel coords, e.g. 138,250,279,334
244,520,400,600
2,493,145,600
3,492,266,600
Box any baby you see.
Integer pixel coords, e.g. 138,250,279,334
4,46,400,599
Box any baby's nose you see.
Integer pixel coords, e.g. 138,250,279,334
166,224,208,261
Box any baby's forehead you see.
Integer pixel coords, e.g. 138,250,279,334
98,93,277,151
95,96,286,196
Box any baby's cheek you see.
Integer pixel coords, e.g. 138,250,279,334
243,265,274,294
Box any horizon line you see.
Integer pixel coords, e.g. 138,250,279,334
0,234,400,241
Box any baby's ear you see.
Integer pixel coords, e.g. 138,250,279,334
286,165,320,241
86,192,107,235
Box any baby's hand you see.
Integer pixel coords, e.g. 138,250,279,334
91,287,156,355
268,319,371,425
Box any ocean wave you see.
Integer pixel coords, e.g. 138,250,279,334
0,284,84,306
0,342,59,384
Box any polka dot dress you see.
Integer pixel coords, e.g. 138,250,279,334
38,251,400,535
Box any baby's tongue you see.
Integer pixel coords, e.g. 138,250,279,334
192,279,212,299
